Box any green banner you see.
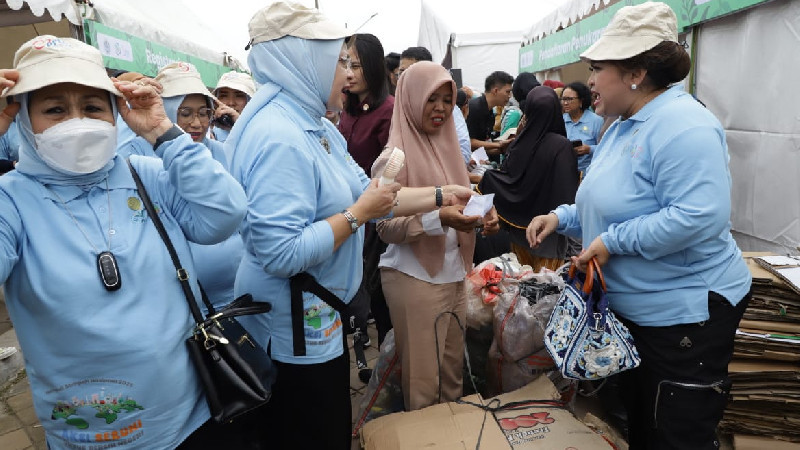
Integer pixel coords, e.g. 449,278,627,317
83,19,231,87
520,0,772,72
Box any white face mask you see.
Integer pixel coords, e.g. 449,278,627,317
34,118,117,174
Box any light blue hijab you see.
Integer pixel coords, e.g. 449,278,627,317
225,36,343,164
15,92,118,186
247,35,342,121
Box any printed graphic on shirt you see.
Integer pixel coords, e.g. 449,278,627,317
46,378,146,447
303,299,343,346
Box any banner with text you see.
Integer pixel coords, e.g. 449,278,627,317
520,0,773,72
83,20,230,87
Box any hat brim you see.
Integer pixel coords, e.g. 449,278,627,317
2,55,120,98
214,81,255,98
251,19,348,46
160,80,211,99
580,34,666,62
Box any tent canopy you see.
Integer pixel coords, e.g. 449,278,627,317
3,0,80,26
418,0,569,89
523,0,617,42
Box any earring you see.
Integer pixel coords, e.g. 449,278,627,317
631,84,638,90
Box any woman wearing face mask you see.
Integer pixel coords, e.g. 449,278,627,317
527,3,751,447
0,36,247,449
211,71,256,143
374,61,500,412
225,4,474,448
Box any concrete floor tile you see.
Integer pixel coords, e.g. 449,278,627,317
29,424,45,449
0,428,32,450
0,413,22,435
6,392,33,413
5,380,31,397
16,407,38,427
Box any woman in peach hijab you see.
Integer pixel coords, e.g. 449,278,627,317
374,61,499,411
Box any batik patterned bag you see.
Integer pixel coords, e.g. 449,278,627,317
544,258,640,380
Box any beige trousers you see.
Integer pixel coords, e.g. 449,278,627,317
381,268,466,411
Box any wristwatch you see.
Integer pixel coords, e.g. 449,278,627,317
153,124,184,151
435,186,443,208
341,209,359,234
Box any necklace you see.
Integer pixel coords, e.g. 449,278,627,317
49,179,122,291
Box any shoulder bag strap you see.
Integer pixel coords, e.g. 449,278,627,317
126,158,206,324
289,271,349,357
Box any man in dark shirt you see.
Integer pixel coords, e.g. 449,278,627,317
467,71,514,157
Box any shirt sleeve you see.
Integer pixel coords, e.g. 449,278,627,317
601,126,733,259
239,140,337,279
554,203,583,240
452,108,472,165
0,189,21,283
421,210,446,236
140,133,247,245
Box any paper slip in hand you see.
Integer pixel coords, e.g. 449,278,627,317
471,147,489,163
462,194,494,217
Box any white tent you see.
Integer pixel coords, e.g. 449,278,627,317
523,0,616,42
85,0,244,70
417,0,569,90
1,0,244,74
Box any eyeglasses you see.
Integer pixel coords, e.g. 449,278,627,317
337,57,362,71
560,97,578,102
177,107,213,122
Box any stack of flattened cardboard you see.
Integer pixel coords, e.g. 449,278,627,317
361,376,619,449
718,254,800,445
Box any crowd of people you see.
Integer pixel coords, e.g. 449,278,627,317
0,1,751,449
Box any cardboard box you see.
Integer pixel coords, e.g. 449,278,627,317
361,376,614,449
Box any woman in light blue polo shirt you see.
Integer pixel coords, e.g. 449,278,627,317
0,37,247,449
562,81,604,175
527,3,751,448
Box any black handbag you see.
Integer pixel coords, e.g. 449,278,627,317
127,159,276,423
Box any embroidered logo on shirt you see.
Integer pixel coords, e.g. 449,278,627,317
629,144,644,159
130,198,162,223
127,197,141,211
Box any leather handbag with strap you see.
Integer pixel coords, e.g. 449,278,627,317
544,257,640,380
127,159,276,423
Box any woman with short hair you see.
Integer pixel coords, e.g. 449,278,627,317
561,81,604,175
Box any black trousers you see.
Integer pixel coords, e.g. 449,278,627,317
177,418,250,449
363,222,392,345
618,291,749,450
237,334,352,450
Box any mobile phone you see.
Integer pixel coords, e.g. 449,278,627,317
571,140,583,148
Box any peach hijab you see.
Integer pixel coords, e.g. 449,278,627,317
376,61,474,277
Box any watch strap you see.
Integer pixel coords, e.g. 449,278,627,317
435,186,443,208
153,124,184,151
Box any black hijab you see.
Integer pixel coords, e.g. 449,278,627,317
478,86,578,230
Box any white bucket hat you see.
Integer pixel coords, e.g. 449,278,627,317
247,1,349,47
214,72,256,97
580,2,678,61
2,35,120,98
155,62,210,98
